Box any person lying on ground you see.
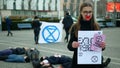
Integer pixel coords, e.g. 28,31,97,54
0,54,30,63
32,54,71,68
0,47,29,56
0,49,12,56
25,47,39,61
32,59,54,68
40,54,110,68
40,54,72,65
9,47,29,55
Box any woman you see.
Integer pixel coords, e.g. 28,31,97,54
67,2,106,68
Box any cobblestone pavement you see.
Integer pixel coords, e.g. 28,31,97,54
0,28,120,68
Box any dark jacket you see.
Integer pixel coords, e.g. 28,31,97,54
44,55,72,64
25,48,39,61
5,18,12,26
10,47,25,55
62,15,73,29
67,20,103,68
32,20,42,29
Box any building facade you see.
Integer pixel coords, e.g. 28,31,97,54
0,0,120,19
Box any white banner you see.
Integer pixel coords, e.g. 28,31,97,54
38,22,63,43
77,31,103,64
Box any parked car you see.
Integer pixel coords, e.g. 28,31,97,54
59,16,77,24
96,18,105,28
106,22,116,27
22,18,33,22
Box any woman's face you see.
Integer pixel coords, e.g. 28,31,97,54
81,6,93,21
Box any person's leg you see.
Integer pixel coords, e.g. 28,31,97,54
66,31,69,42
32,59,41,68
103,58,111,67
36,29,40,44
101,56,111,68
10,31,13,36
65,28,69,42
34,29,37,44
0,56,8,60
9,25,13,36
64,29,67,40
7,26,10,36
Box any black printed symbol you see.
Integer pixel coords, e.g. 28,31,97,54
80,44,90,51
91,56,98,63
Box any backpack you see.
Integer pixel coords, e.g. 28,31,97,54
26,48,39,61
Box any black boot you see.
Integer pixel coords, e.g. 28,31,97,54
11,32,13,36
103,58,111,67
7,33,9,36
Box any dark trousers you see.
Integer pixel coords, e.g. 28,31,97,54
34,28,40,44
7,25,12,36
64,27,70,42
0,56,8,60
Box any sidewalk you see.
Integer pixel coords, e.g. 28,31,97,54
0,28,120,68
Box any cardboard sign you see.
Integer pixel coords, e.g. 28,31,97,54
77,31,104,64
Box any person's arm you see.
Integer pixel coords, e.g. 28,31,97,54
67,26,77,51
38,21,42,28
32,21,35,28
62,17,66,24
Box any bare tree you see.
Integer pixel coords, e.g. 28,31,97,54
63,0,67,16
76,0,80,17
70,0,74,16
48,0,51,11
13,0,16,10
97,0,107,17
35,0,39,15
28,0,32,10
55,0,57,11
21,0,24,10
36,0,39,10
3,0,7,10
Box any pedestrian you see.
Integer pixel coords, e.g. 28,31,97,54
62,12,73,42
67,2,111,68
0,47,29,56
32,16,42,44
5,16,13,36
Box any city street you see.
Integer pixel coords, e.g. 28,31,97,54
0,27,120,68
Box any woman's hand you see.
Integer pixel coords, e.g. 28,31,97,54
100,42,106,49
72,41,80,48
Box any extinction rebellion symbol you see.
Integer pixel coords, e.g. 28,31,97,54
42,25,60,43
